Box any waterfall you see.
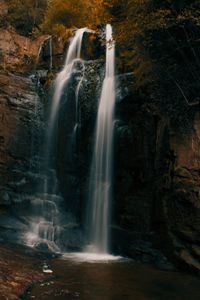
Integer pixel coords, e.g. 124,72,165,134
43,28,89,171
25,25,116,255
87,24,116,254
46,28,94,167
25,29,90,251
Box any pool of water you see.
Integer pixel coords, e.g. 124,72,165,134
27,254,200,300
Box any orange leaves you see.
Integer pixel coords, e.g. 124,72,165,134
42,0,85,31
41,0,113,36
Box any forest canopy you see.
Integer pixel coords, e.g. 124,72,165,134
7,1,200,38
7,0,48,36
6,0,200,97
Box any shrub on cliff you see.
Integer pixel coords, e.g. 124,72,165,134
42,0,84,32
107,0,200,98
7,0,47,36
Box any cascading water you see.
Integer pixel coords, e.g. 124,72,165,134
86,24,116,254
48,28,91,138
25,25,117,256
25,29,90,251
46,28,94,167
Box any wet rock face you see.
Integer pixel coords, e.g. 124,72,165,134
0,71,44,164
0,70,45,242
53,59,104,217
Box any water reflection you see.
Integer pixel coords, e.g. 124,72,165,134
27,258,200,300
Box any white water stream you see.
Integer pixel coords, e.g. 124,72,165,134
87,24,116,254
26,25,116,257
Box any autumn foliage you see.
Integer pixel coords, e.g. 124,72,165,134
7,0,47,36
6,0,200,96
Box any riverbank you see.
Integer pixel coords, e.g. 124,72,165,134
0,243,53,300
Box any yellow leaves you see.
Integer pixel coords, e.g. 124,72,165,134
41,0,111,34
42,0,85,32
103,1,114,9
53,24,73,40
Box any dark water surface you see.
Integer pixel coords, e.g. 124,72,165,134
27,256,200,300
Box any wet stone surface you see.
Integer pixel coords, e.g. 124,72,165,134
0,243,53,300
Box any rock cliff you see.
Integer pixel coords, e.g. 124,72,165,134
0,69,45,242
0,1,200,273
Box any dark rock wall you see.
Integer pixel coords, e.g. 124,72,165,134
110,78,200,271
158,112,200,272
0,71,45,241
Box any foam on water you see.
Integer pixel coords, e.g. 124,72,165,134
62,252,122,263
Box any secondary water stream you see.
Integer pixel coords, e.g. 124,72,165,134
86,24,115,254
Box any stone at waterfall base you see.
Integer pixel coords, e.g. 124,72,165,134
0,243,53,300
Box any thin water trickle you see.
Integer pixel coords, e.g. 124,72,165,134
87,24,116,254
36,36,52,67
36,44,42,66
49,36,53,70
71,60,86,151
